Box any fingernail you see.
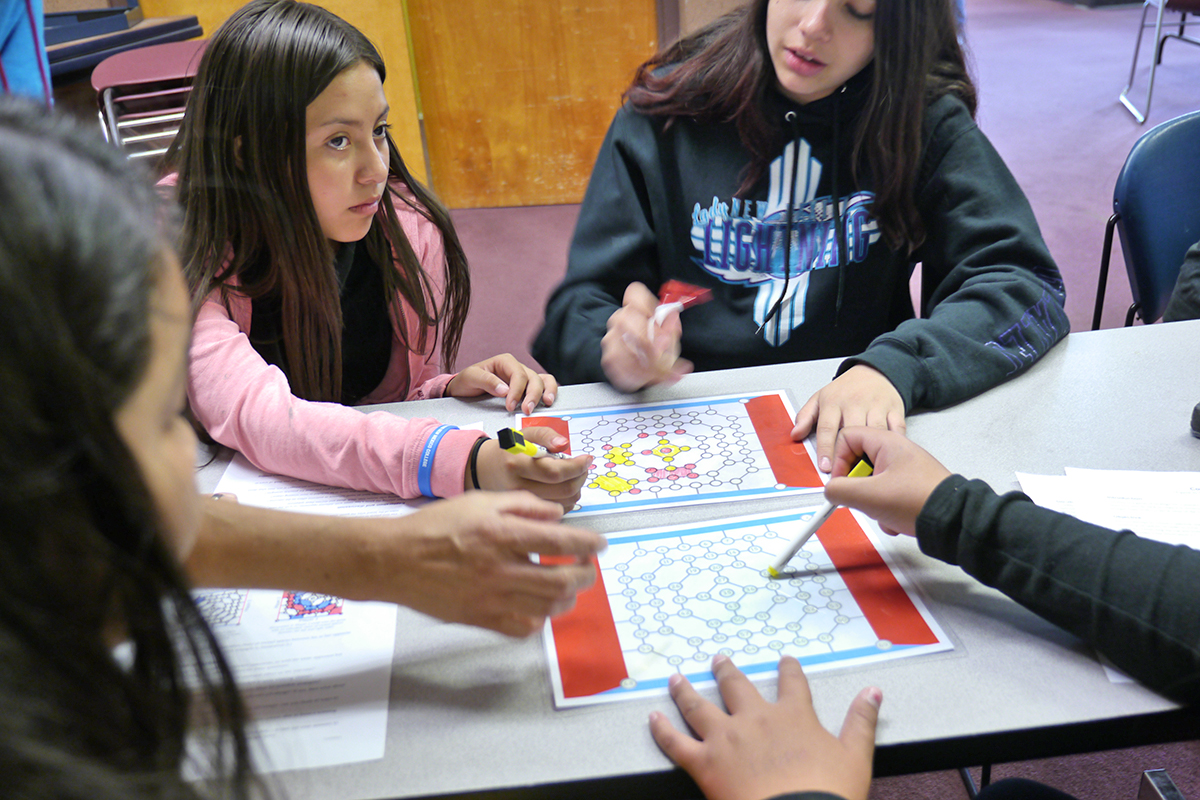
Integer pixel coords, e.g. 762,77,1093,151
820,457,832,472
865,687,883,708
712,653,729,667
546,392,556,404
496,382,510,394
552,435,568,447
668,673,683,688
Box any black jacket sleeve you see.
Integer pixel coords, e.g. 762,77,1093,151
1162,240,1200,322
531,108,660,382
848,97,1069,412
917,475,1200,703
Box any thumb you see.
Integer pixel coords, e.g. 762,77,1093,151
520,425,571,452
791,397,818,439
839,686,882,759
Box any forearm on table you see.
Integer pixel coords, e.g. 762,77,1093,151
919,476,1200,702
185,498,399,601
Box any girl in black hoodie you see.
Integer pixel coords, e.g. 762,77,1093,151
533,0,1069,474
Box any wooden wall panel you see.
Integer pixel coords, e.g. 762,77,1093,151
679,0,744,35
407,1,658,209
139,0,426,182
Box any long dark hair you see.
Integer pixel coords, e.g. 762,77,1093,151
165,0,471,403
0,99,254,799
626,0,975,253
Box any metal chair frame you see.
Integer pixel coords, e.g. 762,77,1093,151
1120,0,1200,124
90,38,206,163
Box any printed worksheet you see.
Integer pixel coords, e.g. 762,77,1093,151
190,588,397,772
195,456,407,772
213,453,422,517
541,507,950,708
518,391,823,516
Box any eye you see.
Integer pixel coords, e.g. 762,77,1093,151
328,134,350,150
373,122,391,139
845,2,874,20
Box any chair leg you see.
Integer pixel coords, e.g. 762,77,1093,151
1138,769,1187,800
1158,13,1200,61
1126,302,1142,327
1159,12,1198,63
1093,213,1119,330
957,764,993,799
1121,0,1170,124
959,767,980,799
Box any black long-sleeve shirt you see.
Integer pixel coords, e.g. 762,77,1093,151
919,475,1200,703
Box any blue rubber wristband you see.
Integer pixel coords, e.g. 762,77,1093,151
417,424,457,498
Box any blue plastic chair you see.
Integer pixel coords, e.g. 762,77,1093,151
1092,109,1200,330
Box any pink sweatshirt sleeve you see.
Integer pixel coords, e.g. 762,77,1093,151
188,297,481,498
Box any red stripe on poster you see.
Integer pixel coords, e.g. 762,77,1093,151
542,557,628,698
520,416,571,454
744,395,821,488
817,509,938,645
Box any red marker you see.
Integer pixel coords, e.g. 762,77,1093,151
648,280,713,336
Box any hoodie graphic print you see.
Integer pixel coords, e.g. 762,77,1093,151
690,137,881,346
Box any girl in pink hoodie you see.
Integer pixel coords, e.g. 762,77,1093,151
163,0,589,506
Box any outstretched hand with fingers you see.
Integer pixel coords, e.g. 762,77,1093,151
649,654,880,800
382,490,605,637
792,364,905,473
447,353,558,415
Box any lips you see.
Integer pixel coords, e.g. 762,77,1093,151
784,47,826,76
350,197,381,215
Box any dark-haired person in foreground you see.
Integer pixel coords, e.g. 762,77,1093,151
0,95,603,797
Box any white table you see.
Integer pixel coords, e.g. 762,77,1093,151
197,320,1200,800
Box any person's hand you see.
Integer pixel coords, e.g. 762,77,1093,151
447,353,558,415
649,654,880,800
472,426,592,511
381,491,605,636
824,427,952,537
600,282,693,392
792,364,905,473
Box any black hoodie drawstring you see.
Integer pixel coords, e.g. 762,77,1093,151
831,85,847,325
761,85,849,333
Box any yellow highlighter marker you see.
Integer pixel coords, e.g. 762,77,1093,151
497,427,569,459
767,455,874,578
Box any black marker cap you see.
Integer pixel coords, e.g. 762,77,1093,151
497,428,523,449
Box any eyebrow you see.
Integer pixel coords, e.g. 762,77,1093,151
312,106,391,129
